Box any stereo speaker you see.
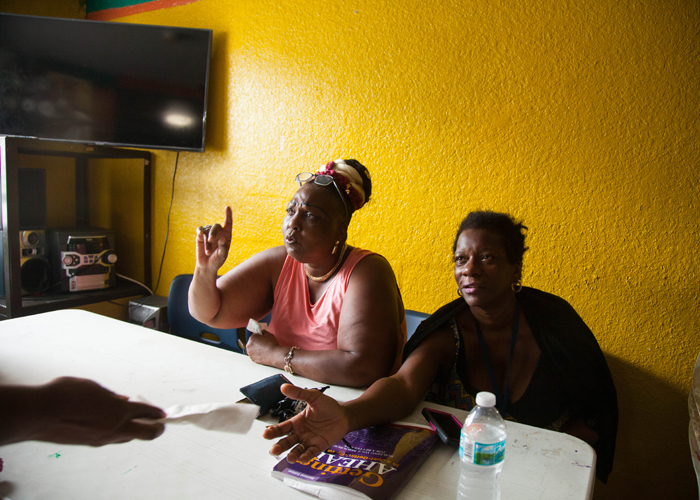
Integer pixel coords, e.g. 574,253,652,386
0,230,52,295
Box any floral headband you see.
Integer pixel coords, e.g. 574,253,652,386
316,160,366,211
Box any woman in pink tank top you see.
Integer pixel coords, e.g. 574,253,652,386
188,159,406,387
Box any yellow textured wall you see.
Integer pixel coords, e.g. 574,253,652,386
4,0,700,497
122,1,700,497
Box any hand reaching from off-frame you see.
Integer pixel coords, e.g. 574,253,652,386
263,384,351,463
195,206,233,273
1,377,165,446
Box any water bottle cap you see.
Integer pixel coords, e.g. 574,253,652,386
476,391,496,407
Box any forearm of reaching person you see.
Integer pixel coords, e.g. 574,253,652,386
342,375,426,429
342,326,456,428
0,384,42,445
0,378,165,447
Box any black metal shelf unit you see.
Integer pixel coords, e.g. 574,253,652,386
0,136,151,319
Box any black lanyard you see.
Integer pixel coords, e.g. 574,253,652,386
474,302,520,414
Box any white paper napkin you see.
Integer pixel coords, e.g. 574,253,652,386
247,318,263,334
135,402,259,434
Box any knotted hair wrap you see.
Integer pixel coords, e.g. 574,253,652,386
316,159,366,211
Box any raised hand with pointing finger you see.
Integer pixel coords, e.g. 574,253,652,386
196,206,233,273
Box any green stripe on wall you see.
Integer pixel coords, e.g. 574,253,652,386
87,0,154,14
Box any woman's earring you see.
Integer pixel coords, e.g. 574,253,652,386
332,241,340,254
511,279,523,293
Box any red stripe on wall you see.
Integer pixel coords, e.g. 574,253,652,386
87,0,200,21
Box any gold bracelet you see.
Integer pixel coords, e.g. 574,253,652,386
284,346,299,375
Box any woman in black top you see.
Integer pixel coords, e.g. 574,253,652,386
264,211,618,482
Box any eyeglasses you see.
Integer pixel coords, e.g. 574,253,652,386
295,172,349,223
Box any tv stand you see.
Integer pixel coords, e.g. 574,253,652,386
0,136,152,318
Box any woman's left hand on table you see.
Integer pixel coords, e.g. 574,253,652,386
246,329,285,367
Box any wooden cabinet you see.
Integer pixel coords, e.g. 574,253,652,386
0,136,151,318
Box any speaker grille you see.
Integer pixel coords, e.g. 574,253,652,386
20,257,51,293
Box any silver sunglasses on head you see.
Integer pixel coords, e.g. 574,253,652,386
295,172,349,223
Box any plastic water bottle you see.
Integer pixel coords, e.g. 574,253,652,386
457,392,507,500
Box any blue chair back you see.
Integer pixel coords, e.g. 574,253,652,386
405,309,430,342
167,274,244,353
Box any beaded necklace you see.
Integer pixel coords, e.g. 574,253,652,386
305,243,348,282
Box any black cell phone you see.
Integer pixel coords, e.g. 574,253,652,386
422,407,463,447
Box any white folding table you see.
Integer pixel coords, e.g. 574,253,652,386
0,310,595,499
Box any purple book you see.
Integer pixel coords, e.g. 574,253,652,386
272,424,439,500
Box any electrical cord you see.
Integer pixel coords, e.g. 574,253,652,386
152,151,179,295
108,151,179,315
116,272,153,295
95,150,181,300
111,150,179,311
110,273,154,311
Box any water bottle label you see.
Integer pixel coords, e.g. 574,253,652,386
460,435,506,465
473,439,505,466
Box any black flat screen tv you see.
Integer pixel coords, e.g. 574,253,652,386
0,13,211,152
